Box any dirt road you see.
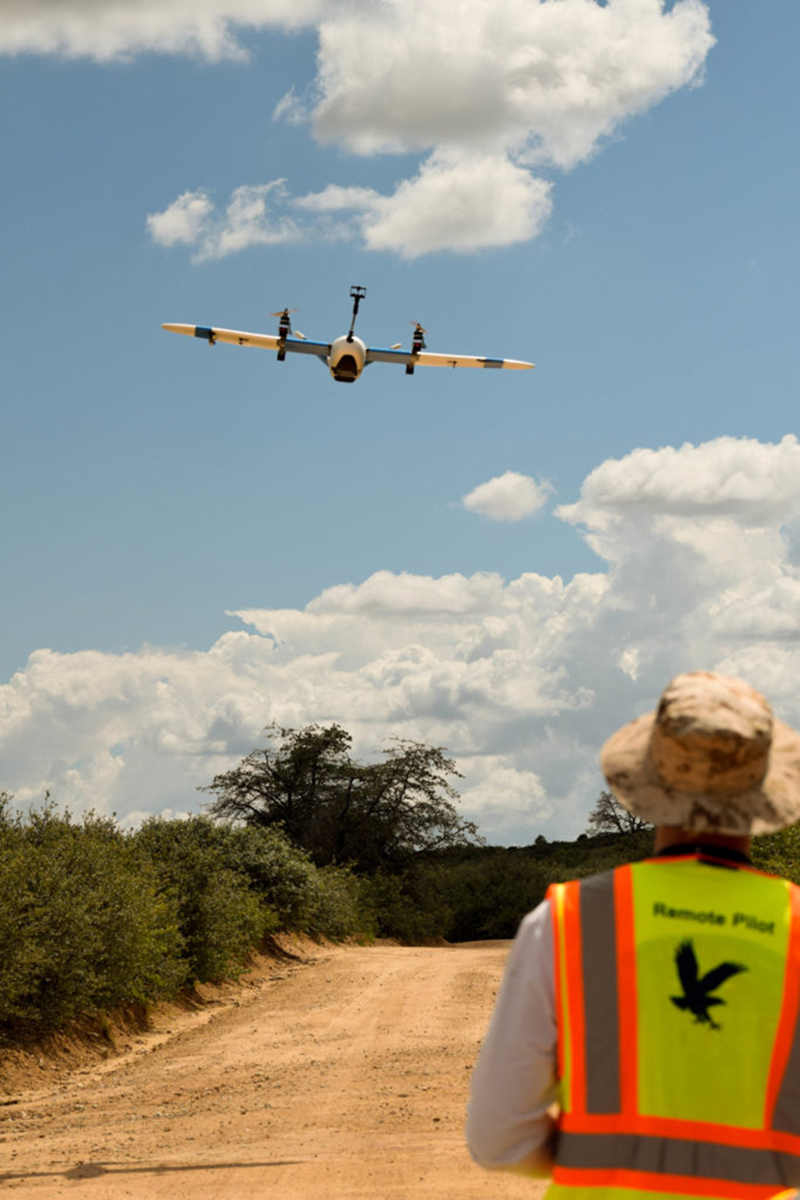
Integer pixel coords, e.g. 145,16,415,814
0,941,547,1198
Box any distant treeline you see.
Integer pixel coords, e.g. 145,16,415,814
3,723,800,1041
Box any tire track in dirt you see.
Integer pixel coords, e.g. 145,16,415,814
0,943,546,1199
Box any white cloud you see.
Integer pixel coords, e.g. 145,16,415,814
145,189,214,247
287,0,714,254
298,156,553,258
5,0,715,258
0,0,326,62
6,435,800,844
365,153,553,258
310,0,714,169
293,184,380,214
147,183,300,261
463,471,552,522
149,160,552,260
559,435,800,525
134,0,713,259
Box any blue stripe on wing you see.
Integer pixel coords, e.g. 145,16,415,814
365,347,415,366
283,339,331,358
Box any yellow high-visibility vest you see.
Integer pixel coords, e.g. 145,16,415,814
547,854,800,1200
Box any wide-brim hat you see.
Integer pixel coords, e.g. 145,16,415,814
601,671,800,835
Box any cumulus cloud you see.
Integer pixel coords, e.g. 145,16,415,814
149,158,552,260
148,160,551,259
367,153,553,257
145,190,214,248
559,435,800,525
463,471,553,522
6,0,715,257
0,0,326,61
289,0,714,255
310,0,714,169
147,183,299,260
295,154,553,257
6,434,800,845
137,0,713,258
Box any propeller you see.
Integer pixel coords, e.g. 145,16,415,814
388,321,427,350
408,320,428,353
270,308,305,339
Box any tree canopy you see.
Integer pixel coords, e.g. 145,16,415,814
586,789,652,836
201,723,482,871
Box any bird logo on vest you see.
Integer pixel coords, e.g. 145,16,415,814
671,939,747,1030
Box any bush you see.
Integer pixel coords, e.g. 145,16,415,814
303,865,374,941
429,854,550,941
0,802,376,1039
207,823,334,931
133,817,272,984
362,871,452,943
0,807,183,1034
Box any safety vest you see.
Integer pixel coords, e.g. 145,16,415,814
547,855,800,1200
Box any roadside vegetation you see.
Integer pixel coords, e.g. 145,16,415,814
2,724,799,1040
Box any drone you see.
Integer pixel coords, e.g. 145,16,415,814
162,285,534,384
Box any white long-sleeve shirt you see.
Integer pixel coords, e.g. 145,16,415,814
466,899,558,1170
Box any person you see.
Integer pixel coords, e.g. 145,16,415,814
467,670,800,1200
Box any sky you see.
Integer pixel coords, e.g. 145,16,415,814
1,0,799,843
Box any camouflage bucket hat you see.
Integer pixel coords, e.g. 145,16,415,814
600,671,800,835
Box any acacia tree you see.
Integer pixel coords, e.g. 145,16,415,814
201,723,483,871
586,789,652,836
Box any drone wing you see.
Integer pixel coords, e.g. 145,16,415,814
162,324,330,361
365,346,534,370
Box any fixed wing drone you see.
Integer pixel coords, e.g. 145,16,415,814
162,285,534,384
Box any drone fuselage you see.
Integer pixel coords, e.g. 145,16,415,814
328,333,366,383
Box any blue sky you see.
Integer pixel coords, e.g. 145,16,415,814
2,1,799,841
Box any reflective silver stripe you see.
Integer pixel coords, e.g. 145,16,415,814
559,1131,800,1187
580,871,621,1114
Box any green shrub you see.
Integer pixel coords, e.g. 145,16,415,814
0,801,376,1039
0,807,183,1034
363,871,451,943
208,823,327,930
430,855,550,941
302,865,374,940
133,817,272,984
